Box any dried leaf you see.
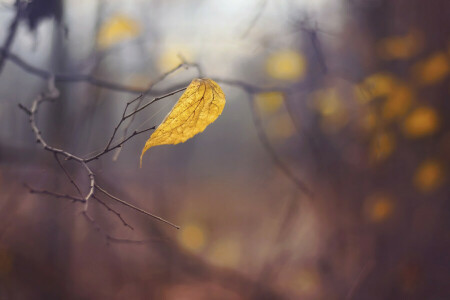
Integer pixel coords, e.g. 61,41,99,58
140,79,226,166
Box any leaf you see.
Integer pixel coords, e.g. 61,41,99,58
402,106,439,138
97,14,140,49
254,91,284,114
412,52,449,85
377,31,423,60
177,222,207,253
413,159,444,192
140,79,226,166
265,50,306,81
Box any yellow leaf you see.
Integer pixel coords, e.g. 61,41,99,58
177,223,207,253
362,73,397,99
207,237,241,268
266,113,296,139
412,52,449,85
254,91,284,114
364,194,395,222
97,15,140,49
287,269,320,295
402,106,439,138
140,79,226,166
377,31,423,60
265,50,306,81
413,160,445,192
370,131,396,162
382,84,413,121
312,88,341,116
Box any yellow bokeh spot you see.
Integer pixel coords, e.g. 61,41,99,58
97,15,140,49
365,194,394,222
413,160,445,192
312,89,348,133
402,106,439,138
254,92,284,114
158,46,194,72
207,238,241,268
362,73,397,98
177,223,207,253
382,85,413,121
413,52,449,85
370,132,396,162
265,50,306,81
266,113,296,139
377,31,423,60
313,88,342,116
288,269,320,295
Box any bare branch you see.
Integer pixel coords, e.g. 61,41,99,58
25,184,85,203
241,0,268,38
247,93,313,198
82,211,146,245
1,48,197,95
92,196,134,230
19,77,179,230
53,152,83,197
95,184,180,229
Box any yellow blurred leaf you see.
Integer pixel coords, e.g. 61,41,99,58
288,269,320,295
365,194,395,222
313,89,349,133
140,79,226,166
362,73,397,98
377,31,423,60
265,50,306,81
178,223,207,252
97,15,140,49
312,88,341,116
266,113,296,139
413,52,449,85
402,106,439,138
255,92,284,114
413,160,445,192
382,84,413,121
208,238,241,268
370,132,396,162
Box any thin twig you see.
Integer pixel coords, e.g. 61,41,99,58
19,77,180,230
95,184,180,229
54,152,83,197
25,184,85,203
247,93,313,198
92,195,134,230
1,48,196,95
241,0,268,38
82,211,145,244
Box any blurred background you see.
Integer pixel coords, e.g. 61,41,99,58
0,0,449,299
